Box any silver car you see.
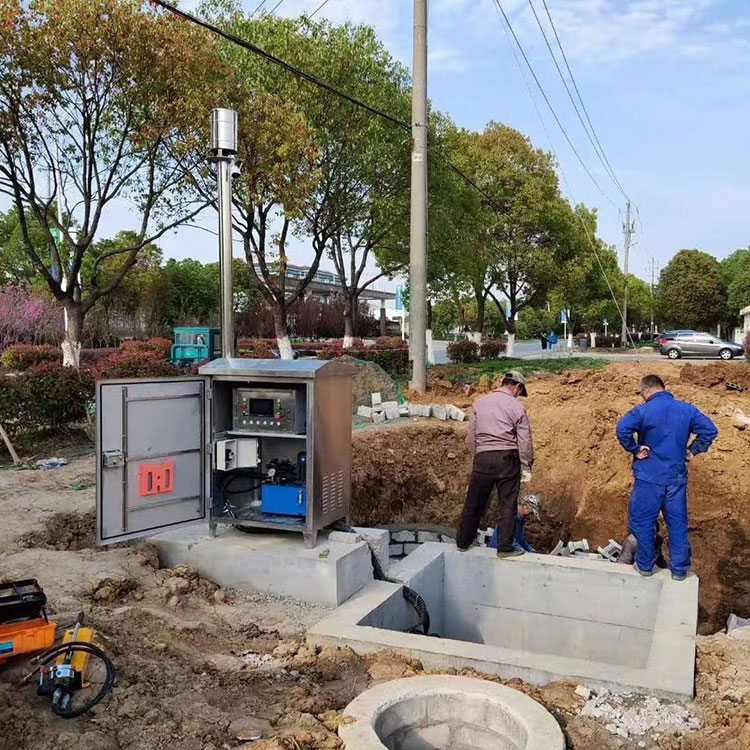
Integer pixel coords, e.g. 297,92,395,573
658,331,744,360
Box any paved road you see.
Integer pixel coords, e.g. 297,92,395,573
431,339,745,364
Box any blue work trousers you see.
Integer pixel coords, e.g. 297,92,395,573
629,479,690,576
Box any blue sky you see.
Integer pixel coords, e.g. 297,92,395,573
160,0,750,284
11,0,748,286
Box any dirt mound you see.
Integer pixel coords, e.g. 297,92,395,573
352,362,750,632
680,361,750,391
18,510,95,550
338,354,398,413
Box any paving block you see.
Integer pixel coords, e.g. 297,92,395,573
381,400,398,410
371,392,382,407
384,406,401,420
431,405,448,421
417,530,441,543
399,405,410,417
356,405,373,419
403,542,421,555
389,543,405,557
447,404,466,421
420,405,432,417
372,411,386,424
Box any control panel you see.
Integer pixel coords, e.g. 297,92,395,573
232,387,303,433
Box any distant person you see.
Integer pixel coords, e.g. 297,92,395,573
617,524,668,569
615,374,717,581
457,371,533,558
489,495,541,552
540,332,548,351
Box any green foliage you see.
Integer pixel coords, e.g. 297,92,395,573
446,340,479,363
515,307,558,340
657,250,728,330
1,344,61,370
316,347,409,375
721,248,750,317
0,364,93,432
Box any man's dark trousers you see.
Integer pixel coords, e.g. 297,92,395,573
456,450,521,552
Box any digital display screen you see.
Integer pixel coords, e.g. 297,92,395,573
249,398,274,417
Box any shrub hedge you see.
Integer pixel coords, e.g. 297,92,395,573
317,347,409,375
1,344,62,370
0,364,93,431
479,339,506,359
447,340,479,363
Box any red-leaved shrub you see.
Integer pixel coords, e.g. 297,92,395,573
479,339,506,359
93,349,179,379
371,336,408,350
119,337,172,359
446,339,479,363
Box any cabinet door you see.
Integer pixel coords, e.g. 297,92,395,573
96,377,210,544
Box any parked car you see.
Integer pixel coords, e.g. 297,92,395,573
657,331,744,360
652,330,694,351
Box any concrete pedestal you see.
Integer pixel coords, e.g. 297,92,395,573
152,523,388,606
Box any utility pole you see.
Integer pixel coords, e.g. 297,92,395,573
210,108,238,358
649,256,656,334
620,201,634,347
409,0,428,393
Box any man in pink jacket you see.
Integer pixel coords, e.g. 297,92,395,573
456,371,534,558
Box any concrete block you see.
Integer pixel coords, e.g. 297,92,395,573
389,543,405,557
371,392,382,407
392,530,417,543
417,530,440,543
329,530,363,544
352,526,390,575
403,542,421,555
382,400,398,410
399,405,410,417
152,524,374,606
373,411,386,424
446,404,466,421
430,405,448,421
357,405,373,419
408,404,421,417
384,406,401,420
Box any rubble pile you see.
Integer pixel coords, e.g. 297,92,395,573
577,687,701,740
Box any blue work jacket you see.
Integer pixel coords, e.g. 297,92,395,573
615,391,718,486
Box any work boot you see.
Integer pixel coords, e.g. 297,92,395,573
671,572,687,582
633,562,654,577
496,548,525,559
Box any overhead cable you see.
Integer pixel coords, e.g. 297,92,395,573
539,0,631,203
491,0,617,209
309,0,334,19
495,1,636,348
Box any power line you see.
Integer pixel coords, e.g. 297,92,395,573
494,0,636,348
249,0,267,17
151,0,505,215
152,0,410,130
491,0,617,209
309,0,334,19
540,0,630,203
269,0,285,13
527,0,627,202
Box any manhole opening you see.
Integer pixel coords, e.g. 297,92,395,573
375,692,527,750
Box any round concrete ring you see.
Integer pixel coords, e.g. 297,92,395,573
338,675,565,750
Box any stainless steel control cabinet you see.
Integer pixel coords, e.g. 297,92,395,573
96,358,354,548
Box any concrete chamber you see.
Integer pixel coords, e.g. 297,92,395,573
338,676,565,750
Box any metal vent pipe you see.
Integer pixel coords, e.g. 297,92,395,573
210,108,238,357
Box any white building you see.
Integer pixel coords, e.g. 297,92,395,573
739,305,750,343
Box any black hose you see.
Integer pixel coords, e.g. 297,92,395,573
332,521,431,636
34,642,116,719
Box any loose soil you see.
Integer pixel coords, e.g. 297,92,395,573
352,361,750,633
2,360,750,748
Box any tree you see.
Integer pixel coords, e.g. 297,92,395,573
657,249,728,331
0,206,45,284
0,0,219,365
460,123,575,354
721,248,750,319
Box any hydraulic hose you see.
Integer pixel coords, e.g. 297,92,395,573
33,642,116,719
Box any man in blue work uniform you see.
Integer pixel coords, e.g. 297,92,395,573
489,496,540,552
616,374,717,581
